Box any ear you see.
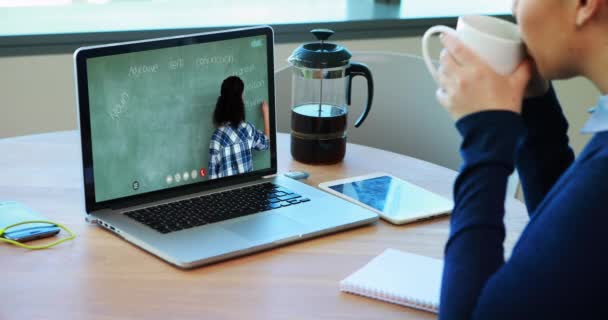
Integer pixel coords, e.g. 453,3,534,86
576,0,604,27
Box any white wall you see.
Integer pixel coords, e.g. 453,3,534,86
0,36,598,154
1,54,77,138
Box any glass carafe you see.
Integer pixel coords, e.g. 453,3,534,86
288,29,374,164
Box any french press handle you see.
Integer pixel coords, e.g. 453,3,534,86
346,62,374,127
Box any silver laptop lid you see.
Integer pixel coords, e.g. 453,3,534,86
74,26,277,214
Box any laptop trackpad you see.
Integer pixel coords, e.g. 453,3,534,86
224,213,305,243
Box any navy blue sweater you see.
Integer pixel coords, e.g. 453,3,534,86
439,87,608,319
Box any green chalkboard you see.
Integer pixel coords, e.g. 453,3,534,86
87,35,270,202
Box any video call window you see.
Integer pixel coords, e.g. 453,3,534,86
86,35,271,202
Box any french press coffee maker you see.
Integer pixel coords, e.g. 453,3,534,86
288,29,374,164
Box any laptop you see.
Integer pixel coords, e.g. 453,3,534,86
73,26,378,268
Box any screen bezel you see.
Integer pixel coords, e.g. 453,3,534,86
74,26,277,213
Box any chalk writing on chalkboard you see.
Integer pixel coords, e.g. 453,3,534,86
195,55,235,68
128,64,159,78
232,64,255,77
109,92,130,121
247,79,265,90
245,98,263,109
169,58,184,70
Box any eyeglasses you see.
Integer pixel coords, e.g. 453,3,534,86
0,220,75,250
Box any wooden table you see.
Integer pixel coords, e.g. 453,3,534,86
0,131,529,320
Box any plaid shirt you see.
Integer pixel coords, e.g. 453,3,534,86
208,121,270,179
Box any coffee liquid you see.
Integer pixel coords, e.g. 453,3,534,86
291,104,347,164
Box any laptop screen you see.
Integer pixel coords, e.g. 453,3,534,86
83,31,273,203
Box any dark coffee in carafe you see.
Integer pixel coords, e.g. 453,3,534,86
291,104,347,164
288,29,374,164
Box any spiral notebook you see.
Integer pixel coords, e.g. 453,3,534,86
340,249,443,313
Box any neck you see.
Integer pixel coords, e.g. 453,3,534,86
582,29,608,95
588,61,608,96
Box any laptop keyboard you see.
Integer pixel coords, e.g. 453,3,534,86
124,183,310,234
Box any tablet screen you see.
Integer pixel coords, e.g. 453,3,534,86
328,176,394,212
327,175,452,218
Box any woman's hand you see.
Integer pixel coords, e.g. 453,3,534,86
261,101,270,138
436,33,533,120
261,101,269,118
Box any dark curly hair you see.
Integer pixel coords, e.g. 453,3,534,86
213,76,245,128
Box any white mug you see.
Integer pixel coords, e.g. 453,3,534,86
421,15,525,83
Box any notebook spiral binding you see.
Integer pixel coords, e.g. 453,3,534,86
340,280,437,313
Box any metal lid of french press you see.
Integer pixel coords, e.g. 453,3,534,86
288,29,352,69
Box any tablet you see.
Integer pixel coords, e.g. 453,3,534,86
319,173,453,225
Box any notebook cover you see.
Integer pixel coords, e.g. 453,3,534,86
340,248,443,313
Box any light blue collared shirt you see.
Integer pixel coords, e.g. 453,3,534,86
581,95,608,134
